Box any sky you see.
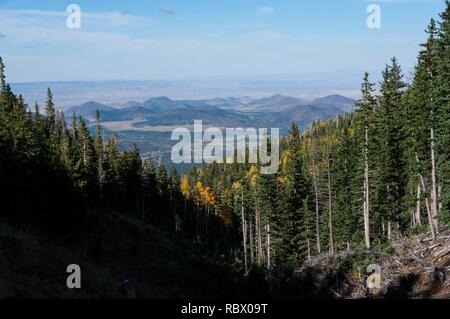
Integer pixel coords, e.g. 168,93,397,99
0,0,446,83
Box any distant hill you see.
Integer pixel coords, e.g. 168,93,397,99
247,94,307,112
275,103,343,130
312,95,356,112
67,101,118,119
202,97,247,108
66,94,353,132
139,105,249,127
103,106,155,121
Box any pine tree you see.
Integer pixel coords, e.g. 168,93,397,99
310,125,322,254
170,166,182,232
156,161,168,196
59,111,71,166
94,110,105,196
332,117,361,251
435,1,450,226
258,168,278,268
406,19,440,238
373,57,407,241
273,123,312,266
45,88,56,130
117,145,142,215
142,159,158,222
0,57,5,92
355,72,377,249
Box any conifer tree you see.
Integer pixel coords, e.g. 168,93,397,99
142,159,158,222
156,161,168,195
332,117,360,251
355,72,377,249
373,57,407,240
273,123,312,266
45,88,56,130
0,57,5,92
406,20,440,238
435,1,450,226
94,110,105,196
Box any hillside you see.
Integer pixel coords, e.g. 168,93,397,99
66,101,117,118
294,231,450,299
312,95,356,112
0,214,244,298
67,94,352,131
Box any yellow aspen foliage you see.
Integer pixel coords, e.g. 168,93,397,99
277,175,287,184
196,180,204,193
203,186,216,207
246,164,259,188
280,150,292,177
232,180,242,192
180,176,190,199
347,127,356,137
195,180,204,205
282,150,292,166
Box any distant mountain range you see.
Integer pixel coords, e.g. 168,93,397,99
67,94,356,132
312,95,357,112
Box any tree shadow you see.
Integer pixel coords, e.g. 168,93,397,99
383,273,419,298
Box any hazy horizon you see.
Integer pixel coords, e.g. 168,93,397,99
9,71,368,109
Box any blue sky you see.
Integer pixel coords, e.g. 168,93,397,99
0,0,446,82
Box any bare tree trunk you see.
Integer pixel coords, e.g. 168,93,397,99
415,182,422,226
241,190,248,273
205,205,208,244
415,152,434,239
196,204,200,241
249,221,254,265
255,191,263,265
83,142,87,165
438,185,442,212
312,158,321,254
387,221,392,241
266,223,271,269
307,236,311,262
363,125,371,249
431,127,439,236
326,141,334,255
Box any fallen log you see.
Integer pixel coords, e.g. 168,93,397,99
432,247,450,263
414,243,440,254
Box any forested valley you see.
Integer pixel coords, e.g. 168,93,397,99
0,3,449,299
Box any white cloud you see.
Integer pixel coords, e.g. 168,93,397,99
0,9,149,28
84,11,149,27
159,8,175,15
257,6,274,15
